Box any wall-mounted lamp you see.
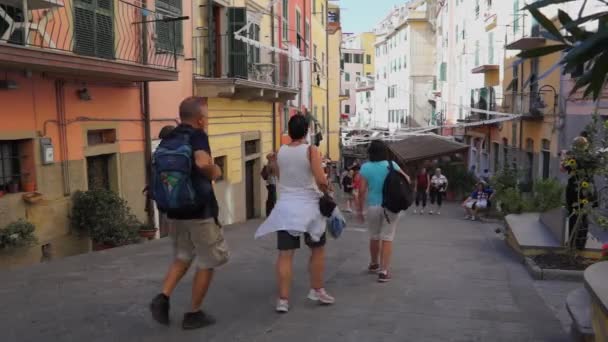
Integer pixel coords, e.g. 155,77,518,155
77,88,92,101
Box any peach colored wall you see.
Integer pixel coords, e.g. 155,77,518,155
0,72,144,161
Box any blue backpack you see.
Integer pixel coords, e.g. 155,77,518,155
152,131,200,216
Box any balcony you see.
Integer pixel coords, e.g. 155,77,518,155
0,0,179,81
505,17,546,51
502,91,552,119
192,35,298,101
356,78,374,91
471,64,499,74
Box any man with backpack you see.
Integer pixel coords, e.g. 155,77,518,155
149,97,229,330
357,141,411,283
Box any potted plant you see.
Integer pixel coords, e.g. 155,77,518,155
0,219,37,250
7,180,19,193
71,189,140,250
138,223,158,240
20,173,36,193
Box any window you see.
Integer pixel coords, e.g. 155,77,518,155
513,0,520,34
366,91,371,99
282,0,289,39
344,53,352,63
282,107,289,133
475,40,480,66
439,62,447,81
214,156,226,181
313,0,316,13
345,89,350,96
0,141,21,189
345,72,350,81
245,140,260,156
74,0,115,58
247,23,261,65
366,54,371,64
488,32,494,64
321,3,325,26
354,54,363,64
87,129,117,145
345,104,350,114
306,22,310,42
296,9,301,35
403,55,407,69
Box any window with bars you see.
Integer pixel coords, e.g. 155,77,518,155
282,0,289,39
0,141,21,189
74,0,115,59
155,0,183,53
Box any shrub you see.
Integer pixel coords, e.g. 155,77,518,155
0,220,36,249
71,189,140,246
530,179,564,212
497,188,525,215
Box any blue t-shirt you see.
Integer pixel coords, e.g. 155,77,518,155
360,160,402,206
471,189,493,200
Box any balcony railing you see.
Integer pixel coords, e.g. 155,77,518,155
193,35,299,90
0,0,179,71
502,91,552,117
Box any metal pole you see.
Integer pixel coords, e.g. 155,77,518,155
21,0,28,46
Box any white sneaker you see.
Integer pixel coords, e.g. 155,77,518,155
429,210,434,215
307,288,335,305
413,209,418,214
420,209,425,215
437,211,441,215
276,299,289,313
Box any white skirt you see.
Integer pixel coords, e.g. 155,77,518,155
255,189,326,242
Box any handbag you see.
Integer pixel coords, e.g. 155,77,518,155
308,145,336,217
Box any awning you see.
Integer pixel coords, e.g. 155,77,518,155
387,135,469,163
0,0,64,10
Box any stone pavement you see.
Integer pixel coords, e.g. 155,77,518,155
0,204,581,342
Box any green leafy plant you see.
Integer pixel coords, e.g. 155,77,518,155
530,178,564,212
439,162,477,200
518,0,608,100
0,220,36,249
71,189,140,246
496,187,526,215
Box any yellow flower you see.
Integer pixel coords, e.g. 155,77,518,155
581,181,590,189
567,159,577,168
581,199,589,205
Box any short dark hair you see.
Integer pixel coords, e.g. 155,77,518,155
368,140,388,162
580,131,589,138
179,96,206,122
288,113,309,140
158,125,175,139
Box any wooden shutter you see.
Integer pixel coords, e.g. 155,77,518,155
156,0,183,53
227,7,248,78
74,0,114,59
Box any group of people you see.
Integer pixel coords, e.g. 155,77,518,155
412,167,448,215
148,99,411,330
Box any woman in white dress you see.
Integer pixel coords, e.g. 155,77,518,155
255,114,335,313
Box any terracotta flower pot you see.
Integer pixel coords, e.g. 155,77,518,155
21,181,36,193
139,228,157,239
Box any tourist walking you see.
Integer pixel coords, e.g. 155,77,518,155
357,141,410,283
413,168,430,214
429,168,448,215
149,97,229,330
342,169,355,212
255,114,335,314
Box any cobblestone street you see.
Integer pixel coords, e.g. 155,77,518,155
0,204,578,341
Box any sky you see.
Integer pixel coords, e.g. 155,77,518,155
338,0,407,34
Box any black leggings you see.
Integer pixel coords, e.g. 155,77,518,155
430,189,443,206
415,190,427,207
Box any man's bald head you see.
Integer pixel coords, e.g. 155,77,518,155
179,96,207,124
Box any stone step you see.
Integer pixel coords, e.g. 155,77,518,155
506,213,562,252
566,287,594,341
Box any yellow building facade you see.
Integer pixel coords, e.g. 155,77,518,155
327,3,342,161
194,0,298,223
359,32,376,77
311,0,329,157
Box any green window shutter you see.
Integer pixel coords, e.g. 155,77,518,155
74,0,114,59
440,62,446,81
488,32,494,64
156,0,183,53
475,40,480,66
228,7,248,78
345,72,350,81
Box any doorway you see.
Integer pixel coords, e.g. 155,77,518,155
245,159,255,219
86,154,111,191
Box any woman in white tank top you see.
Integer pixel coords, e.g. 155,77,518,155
255,114,335,313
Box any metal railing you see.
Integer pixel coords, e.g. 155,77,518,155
0,0,178,70
502,91,552,116
192,34,299,89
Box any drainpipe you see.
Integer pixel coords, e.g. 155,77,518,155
141,0,154,226
325,5,330,158
55,80,70,196
271,2,277,151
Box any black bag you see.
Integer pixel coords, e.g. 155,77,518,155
308,145,336,217
382,160,412,215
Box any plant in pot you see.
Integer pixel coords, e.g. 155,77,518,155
138,222,158,240
71,189,140,250
20,173,36,193
7,179,19,193
0,219,37,250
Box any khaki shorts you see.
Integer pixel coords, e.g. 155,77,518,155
366,206,400,241
170,218,229,269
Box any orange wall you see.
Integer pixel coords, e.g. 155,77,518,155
0,71,143,161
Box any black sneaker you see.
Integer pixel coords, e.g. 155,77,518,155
150,294,170,325
368,263,380,274
378,271,391,283
182,311,216,330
